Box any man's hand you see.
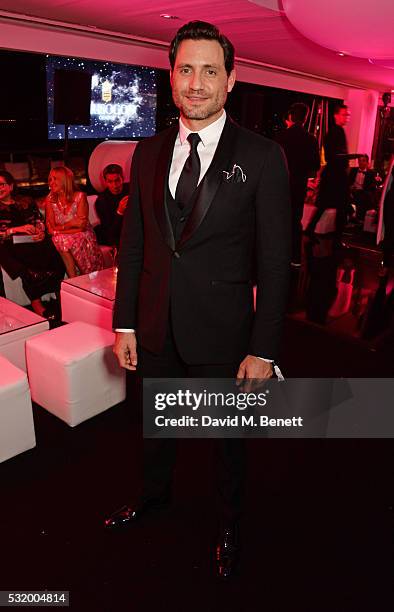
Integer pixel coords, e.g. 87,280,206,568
113,332,138,371
117,196,128,216
236,355,273,393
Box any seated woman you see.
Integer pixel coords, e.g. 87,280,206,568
0,170,65,317
45,166,104,277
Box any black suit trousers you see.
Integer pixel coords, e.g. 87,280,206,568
136,321,246,524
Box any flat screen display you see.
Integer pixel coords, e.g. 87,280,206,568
46,55,157,139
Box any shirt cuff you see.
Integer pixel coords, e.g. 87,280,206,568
115,328,135,333
256,357,284,381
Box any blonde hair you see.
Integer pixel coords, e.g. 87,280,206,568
48,166,76,203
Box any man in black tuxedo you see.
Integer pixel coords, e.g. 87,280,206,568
105,20,291,578
349,154,381,221
305,104,357,241
277,102,320,265
94,163,129,247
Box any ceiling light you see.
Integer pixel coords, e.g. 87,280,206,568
160,14,179,19
337,52,346,57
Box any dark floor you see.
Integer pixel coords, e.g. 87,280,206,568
1,231,394,611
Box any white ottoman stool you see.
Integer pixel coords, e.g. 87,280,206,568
301,204,337,234
26,321,126,427
0,355,36,463
363,209,377,233
315,208,336,234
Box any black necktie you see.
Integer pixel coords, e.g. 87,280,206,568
175,133,201,210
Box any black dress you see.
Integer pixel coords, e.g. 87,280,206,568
0,197,65,300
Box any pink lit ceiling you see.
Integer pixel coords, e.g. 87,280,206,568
282,0,394,59
1,0,394,91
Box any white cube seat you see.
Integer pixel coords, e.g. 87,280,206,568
26,321,126,427
0,355,36,463
301,204,337,234
363,209,377,233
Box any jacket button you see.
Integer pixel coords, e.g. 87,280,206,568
173,251,180,258
179,216,185,222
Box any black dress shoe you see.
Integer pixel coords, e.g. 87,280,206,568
104,497,170,529
215,524,240,580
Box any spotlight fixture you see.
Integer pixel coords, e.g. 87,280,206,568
336,52,346,57
160,14,179,19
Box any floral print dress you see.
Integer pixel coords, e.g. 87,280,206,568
51,192,104,275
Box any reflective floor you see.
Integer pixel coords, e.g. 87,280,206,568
284,227,394,377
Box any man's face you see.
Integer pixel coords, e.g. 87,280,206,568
105,173,123,195
170,39,235,128
334,108,349,127
358,156,369,171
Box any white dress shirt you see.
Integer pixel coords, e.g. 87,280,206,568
168,111,227,198
353,169,366,191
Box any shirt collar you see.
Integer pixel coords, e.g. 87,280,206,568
179,110,227,147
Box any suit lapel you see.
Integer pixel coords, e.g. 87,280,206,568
177,118,238,249
153,126,178,252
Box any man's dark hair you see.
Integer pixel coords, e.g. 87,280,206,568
103,164,123,179
169,20,235,76
288,102,309,125
333,103,348,115
358,153,369,162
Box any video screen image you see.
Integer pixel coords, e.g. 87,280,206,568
46,55,157,139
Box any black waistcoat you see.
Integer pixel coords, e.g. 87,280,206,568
166,180,203,243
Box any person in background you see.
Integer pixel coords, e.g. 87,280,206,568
45,166,104,277
94,164,129,248
277,102,320,266
349,154,382,222
377,156,394,278
0,170,65,317
305,104,358,242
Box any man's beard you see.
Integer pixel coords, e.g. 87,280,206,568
173,91,226,122
182,108,213,120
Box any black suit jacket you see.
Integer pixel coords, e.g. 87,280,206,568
349,168,377,192
95,183,129,246
114,118,291,363
276,124,320,185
